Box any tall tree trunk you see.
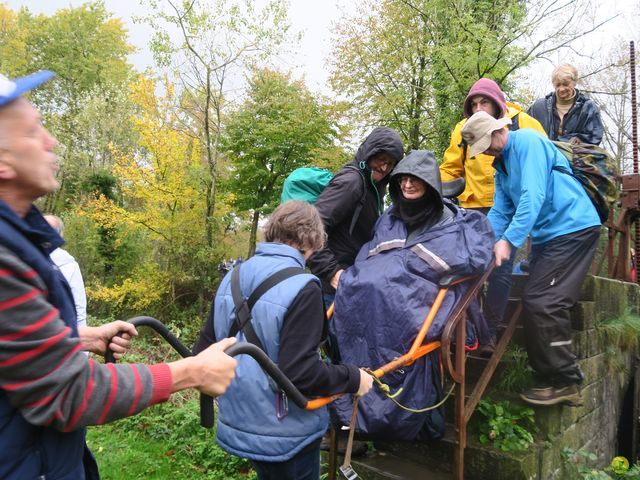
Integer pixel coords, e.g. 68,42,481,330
204,68,217,248
247,210,260,258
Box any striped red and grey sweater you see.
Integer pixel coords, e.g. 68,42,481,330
0,244,172,431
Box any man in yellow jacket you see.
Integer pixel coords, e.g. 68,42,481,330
441,78,546,210
440,78,546,348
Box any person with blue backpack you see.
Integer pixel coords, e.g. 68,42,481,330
460,110,601,407
306,127,404,306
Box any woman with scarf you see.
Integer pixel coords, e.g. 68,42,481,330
330,150,494,441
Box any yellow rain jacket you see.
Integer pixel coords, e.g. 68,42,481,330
440,102,546,208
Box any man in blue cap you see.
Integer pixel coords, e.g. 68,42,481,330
0,71,238,479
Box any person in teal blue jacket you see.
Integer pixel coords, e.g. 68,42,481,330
461,111,601,407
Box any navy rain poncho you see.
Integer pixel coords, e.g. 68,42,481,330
331,150,494,441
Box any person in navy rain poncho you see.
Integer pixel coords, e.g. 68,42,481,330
331,150,494,441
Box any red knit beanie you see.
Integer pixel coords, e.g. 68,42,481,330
463,78,507,119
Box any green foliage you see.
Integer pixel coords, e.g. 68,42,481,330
224,68,336,214
0,1,137,212
494,345,533,393
329,0,606,156
87,398,255,479
329,0,528,154
81,170,118,200
599,311,640,351
223,67,343,254
139,0,295,249
471,399,536,452
561,449,640,480
598,311,640,373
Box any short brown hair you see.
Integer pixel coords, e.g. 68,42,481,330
264,201,325,252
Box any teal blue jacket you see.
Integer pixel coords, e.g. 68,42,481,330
488,129,600,247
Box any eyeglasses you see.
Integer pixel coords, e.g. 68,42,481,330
398,175,419,185
369,157,394,170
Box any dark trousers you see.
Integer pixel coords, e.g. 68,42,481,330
471,207,517,334
251,445,320,480
484,246,518,335
522,226,600,387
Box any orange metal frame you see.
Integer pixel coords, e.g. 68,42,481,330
322,262,519,480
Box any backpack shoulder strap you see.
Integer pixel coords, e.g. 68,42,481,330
228,265,308,350
246,267,308,309
342,164,368,236
509,112,520,131
551,164,574,176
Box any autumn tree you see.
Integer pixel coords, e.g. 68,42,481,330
0,5,28,75
0,2,136,211
330,0,614,155
85,76,230,324
139,0,293,248
223,68,342,257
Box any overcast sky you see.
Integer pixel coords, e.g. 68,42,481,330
4,0,640,97
4,0,357,94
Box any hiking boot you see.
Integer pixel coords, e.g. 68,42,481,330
319,433,368,457
520,384,583,407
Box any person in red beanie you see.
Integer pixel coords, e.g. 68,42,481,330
440,78,546,348
441,78,545,209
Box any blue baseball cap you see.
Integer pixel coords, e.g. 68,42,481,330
0,70,55,107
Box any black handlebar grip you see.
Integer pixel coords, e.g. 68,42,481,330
224,342,308,409
200,394,215,428
104,316,216,428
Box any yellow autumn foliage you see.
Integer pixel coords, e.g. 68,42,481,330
88,263,170,313
83,75,218,319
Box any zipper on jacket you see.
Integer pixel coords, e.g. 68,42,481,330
368,172,383,215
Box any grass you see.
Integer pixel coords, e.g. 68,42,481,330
84,319,258,479
493,344,533,393
86,386,256,479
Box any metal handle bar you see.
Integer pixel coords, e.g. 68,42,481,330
104,316,191,363
223,342,309,409
104,316,317,428
103,316,218,427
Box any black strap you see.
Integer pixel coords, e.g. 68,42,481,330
228,265,307,350
552,165,574,179
510,112,520,131
343,165,368,236
247,267,307,309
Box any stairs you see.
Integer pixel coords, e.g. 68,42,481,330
325,274,640,479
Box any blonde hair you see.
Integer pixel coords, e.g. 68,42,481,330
551,64,579,85
264,201,325,252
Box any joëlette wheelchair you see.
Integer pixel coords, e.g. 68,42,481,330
106,178,523,480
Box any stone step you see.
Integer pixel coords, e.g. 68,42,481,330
373,423,539,480
347,450,452,480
